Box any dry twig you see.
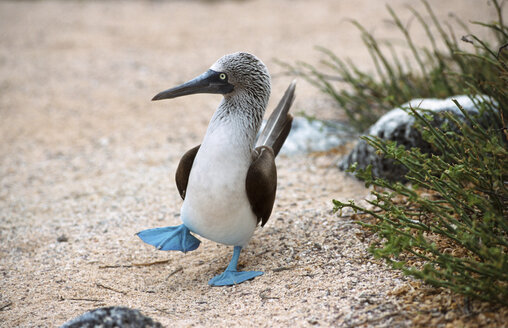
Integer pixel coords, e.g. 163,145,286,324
95,282,127,295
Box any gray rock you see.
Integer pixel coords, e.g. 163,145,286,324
279,117,357,155
338,95,493,181
60,306,162,328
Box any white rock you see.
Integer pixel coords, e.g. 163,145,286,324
339,95,494,181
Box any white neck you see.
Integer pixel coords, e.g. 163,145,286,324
205,93,265,152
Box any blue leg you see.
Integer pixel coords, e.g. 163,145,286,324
208,246,263,286
137,224,200,253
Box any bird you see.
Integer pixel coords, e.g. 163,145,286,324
137,52,295,286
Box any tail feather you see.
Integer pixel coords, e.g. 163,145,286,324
256,80,296,156
270,113,293,157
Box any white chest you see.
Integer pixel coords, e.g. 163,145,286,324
180,121,258,246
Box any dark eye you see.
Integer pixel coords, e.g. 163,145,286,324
219,73,227,80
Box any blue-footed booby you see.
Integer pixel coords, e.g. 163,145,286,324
137,52,295,286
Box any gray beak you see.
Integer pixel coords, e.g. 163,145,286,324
152,69,234,101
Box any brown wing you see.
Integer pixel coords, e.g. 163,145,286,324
175,145,200,200
246,146,277,226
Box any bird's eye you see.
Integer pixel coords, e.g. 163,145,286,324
219,73,227,80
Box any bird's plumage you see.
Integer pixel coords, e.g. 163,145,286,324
175,145,200,200
177,53,274,247
246,146,277,226
138,52,295,285
256,80,295,155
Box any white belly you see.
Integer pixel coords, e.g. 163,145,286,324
180,123,257,246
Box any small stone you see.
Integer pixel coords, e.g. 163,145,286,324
57,235,68,243
444,311,455,321
98,137,109,146
308,319,319,325
60,306,162,328
389,285,410,296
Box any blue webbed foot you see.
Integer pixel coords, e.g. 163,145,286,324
136,224,200,252
208,270,263,286
208,245,263,286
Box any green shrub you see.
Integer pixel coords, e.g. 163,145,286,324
334,93,507,303
295,0,508,304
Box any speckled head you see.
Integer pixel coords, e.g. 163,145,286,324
152,52,271,109
210,52,271,103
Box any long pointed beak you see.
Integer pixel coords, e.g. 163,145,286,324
152,69,234,101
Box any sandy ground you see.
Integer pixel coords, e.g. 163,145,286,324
0,1,505,327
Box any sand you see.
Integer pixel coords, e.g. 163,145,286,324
0,1,504,327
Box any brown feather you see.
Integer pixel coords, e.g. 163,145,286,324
246,146,277,226
175,145,200,200
271,114,293,156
